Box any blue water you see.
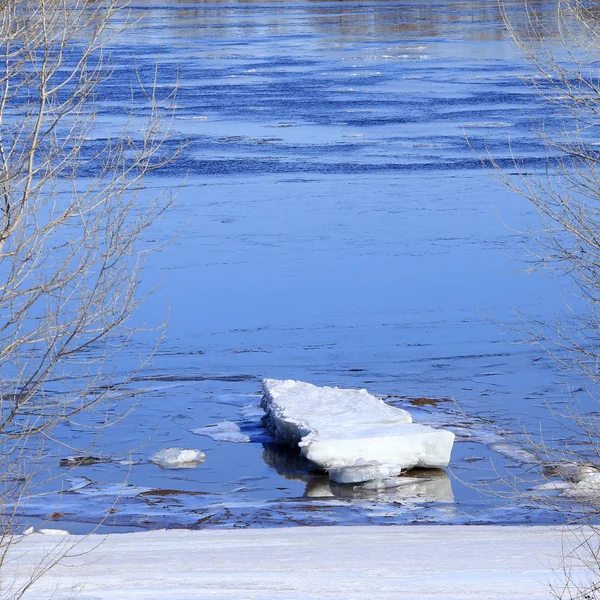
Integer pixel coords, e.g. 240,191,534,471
20,0,593,531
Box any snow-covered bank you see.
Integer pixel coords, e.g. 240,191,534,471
7,526,580,599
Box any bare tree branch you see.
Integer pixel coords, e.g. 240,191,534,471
0,1,180,597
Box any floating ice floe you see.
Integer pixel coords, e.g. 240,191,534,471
533,481,571,492
193,422,251,443
261,379,455,480
456,427,537,464
563,473,600,498
149,448,206,469
66,476,93,492
530,462,600,498
192,420,274,443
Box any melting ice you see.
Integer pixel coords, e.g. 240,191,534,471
261,379,455,482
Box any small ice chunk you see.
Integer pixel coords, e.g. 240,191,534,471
548,462,599,483
262,379,454,473
118,459,141,466
329,461,403,484
490,443,537,464
563,473,600,498
39,529,69,536
149,448,206,469
192,422,250,443
533,481,571,491
66,476,92,492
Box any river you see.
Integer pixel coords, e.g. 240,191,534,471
23,0,591,531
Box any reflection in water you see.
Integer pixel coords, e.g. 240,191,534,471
331,470,453,502
133,0,560,45
262,443,324,476
262,443,453,502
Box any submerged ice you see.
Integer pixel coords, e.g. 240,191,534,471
261,379,455,481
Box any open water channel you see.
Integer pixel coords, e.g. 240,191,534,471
23,0,595,531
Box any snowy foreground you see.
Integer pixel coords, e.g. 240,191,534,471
262,379,455,482
6,526,588,599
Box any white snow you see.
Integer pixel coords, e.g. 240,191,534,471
3,526,586,599
149,448,206,469
261,379,454,475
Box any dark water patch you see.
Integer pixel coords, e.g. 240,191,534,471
131,373,260,383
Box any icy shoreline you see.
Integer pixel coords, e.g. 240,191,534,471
7,526,581,599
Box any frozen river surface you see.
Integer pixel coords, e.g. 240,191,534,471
24,0,592,531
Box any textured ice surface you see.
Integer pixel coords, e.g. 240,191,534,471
262,379,454,474
150,448,206,469
457,428,537,464
192,421,274,443
549,462,599,483
563,473,600,498
2,527,574,600
193,422,251,443
533,481,571,491
533,463,600,497
66,477,92,492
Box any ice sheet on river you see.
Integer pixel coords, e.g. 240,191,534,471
261,379,454,478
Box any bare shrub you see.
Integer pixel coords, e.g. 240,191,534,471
482,1,600,597
0,1,178,597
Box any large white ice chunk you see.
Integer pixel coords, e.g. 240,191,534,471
149,448,206,469
261,379,454,475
